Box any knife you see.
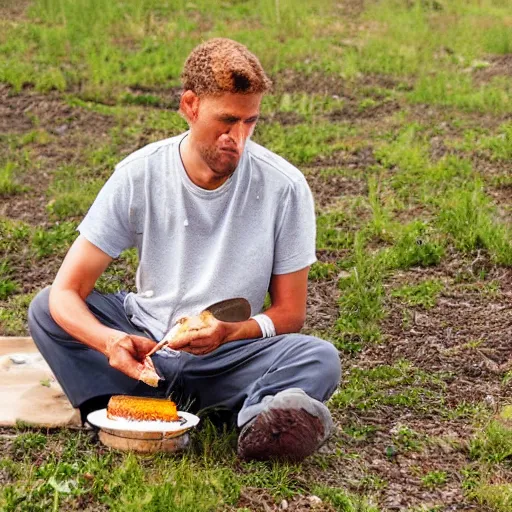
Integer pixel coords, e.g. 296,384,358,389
146,297,252,358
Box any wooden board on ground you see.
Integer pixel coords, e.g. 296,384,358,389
0,337,81,428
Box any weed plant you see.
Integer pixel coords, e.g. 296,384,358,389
336,233,386,343
391,279,444,309
0,162,26,196
469,421,512,465
481,122,512,161
437,182,512,265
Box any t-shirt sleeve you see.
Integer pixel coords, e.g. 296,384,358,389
273,176,317,275
77,165,135,258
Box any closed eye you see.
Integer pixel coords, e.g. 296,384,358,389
218,115,259,124
219,116,239,124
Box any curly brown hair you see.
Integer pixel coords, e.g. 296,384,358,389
181,38,272,96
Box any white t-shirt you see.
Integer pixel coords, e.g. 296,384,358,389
78,132,317,340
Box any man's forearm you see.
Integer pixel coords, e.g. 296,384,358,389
224,305,304,343
48,288,120,355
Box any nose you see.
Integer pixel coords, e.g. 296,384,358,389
226,122,251,153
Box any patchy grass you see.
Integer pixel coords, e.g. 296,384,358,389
471,482,512,512
314,485,380,511
421,470,448,490
309,261,337,281
391,279,444,309
335,234,386,344
469,421,512,465
0,162,26,196
1,0,512,510
32,222,79,259
481,121,512,161
0,0,336,98
0,260,19,300
47,166,104,219
409,74,512,113
317,211,355,251
256,121,356,164
331,360,447,412
0,292,36,335
437,182,512,265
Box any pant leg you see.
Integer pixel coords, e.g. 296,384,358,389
28,286,167,408
153,333,342,426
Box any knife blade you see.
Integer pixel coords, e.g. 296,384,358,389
205,297,251,322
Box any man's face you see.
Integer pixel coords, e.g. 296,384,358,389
189,92,262,177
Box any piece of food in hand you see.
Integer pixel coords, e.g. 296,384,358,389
139,356,160,387
107,395,179,422
146,310,216,357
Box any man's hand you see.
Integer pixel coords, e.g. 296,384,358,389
105,332,157,379
167,318,231,356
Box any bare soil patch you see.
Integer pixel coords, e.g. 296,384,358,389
304,169,367,210
328,98,401,122
312,144,376,170
230,487,336,512
0,85,113,136
473,54,512,85
0,0,31,21
304,250,350,334
305,277,340,334
374,258,512,401
0,85,116,225
124,85,182,110
274,70,405,98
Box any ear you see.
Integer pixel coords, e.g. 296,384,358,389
180,90,200,124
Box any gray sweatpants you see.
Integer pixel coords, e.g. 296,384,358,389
28,287,341,427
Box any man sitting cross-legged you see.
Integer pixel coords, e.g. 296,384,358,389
28,38,341,462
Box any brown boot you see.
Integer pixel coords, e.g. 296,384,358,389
237,388,333,463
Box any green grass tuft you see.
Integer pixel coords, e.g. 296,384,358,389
437,182,512,265
317,212,355,251
47,167,105,219
469,420,512,464
0,293,36,335
309,261,337,281
391,279,444,309
331,360,446,412
314,485,380,511
481,122,512,161
0,260,19,300
335,234,386,343
32,222,79,259
421,470,448,489
0,162,26,196
386,221,445,269
254,122,355,165
470,482,512,512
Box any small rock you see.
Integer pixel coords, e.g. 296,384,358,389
280,499,288,510
10,355,27,365
54,124,69,135
484,395,496,408
308,495,322,506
